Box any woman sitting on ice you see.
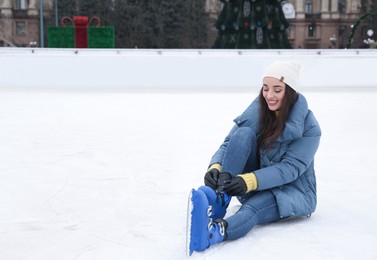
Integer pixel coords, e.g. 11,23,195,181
188,60,321,255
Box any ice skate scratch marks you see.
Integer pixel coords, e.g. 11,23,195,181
41,173,70,207
90,232,131,247
73,245,97,260
42,173,71,223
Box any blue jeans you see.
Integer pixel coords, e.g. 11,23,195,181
226,190,280,240
221,127,259,175
218,127,281,240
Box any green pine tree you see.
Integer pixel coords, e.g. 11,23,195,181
112,0,129,48
185,0,208,48
115,0,144,48
141,0,162,48
347,0,377,48
57,0,79,18
160,0,185,48
78,0,113,26
213,0,292,49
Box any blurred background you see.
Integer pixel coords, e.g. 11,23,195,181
1,0,376,49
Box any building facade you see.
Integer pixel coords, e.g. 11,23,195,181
0,0,53,47
285,0,363,48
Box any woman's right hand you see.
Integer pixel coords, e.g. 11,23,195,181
204,169,220,190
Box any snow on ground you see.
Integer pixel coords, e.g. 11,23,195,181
0,88,376,260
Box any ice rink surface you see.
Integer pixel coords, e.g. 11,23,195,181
0,88,376,259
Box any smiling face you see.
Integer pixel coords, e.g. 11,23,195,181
262,77,286,111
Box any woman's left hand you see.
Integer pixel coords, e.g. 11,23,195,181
223,177,247,196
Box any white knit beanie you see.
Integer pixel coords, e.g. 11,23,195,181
263,61,301,90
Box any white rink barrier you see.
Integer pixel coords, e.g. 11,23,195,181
0,48,376,89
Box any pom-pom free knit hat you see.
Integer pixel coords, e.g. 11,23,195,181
263,61,301,90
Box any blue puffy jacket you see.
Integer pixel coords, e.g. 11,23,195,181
210,93,321,218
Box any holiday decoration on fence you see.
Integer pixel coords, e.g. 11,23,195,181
213,0,292,49
48,16,114,48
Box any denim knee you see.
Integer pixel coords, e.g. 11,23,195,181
231,127,257,146
221,127,259,175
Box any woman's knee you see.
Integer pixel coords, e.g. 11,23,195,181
231,127,257,145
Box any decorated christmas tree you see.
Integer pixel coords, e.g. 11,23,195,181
213,0,292,49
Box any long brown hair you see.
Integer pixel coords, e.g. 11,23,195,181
258,84,298,149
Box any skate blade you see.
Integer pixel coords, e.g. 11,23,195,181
186,189,194,256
